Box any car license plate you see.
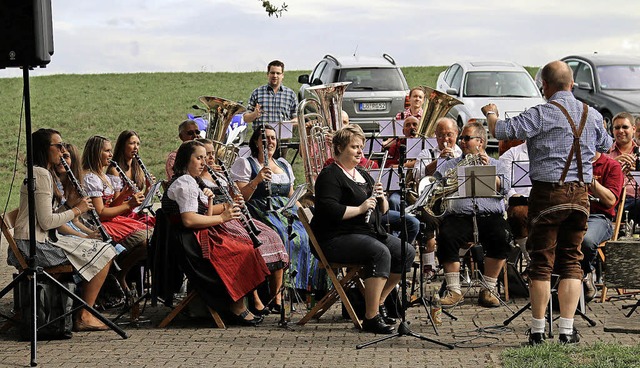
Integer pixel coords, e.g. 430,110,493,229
359,102,386,111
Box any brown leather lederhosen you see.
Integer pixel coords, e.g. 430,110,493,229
527,102,592,281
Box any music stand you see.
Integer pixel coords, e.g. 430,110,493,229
444,166,514,312
377,119,404,137
511,160,531,189
357,144,454,350
272,184,307,328
0,68,128,366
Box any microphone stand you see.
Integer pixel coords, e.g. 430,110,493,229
356,144,454,350
0,67,127,366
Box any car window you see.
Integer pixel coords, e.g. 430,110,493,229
463,72,539,97
597,65,640,90
574,62,594,87
444,64,460,86
338,68,405,91
450,67,463,91
565,60,580,75
311,61,327,83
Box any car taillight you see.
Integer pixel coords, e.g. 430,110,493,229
404,94,410,109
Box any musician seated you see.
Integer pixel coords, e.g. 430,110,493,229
162,140,277,326
165,119,201,180
580,151,623,302
435,122,512,308
231,126,319,302
499,141,531,262
7,129,116,332
311,124,415,334
197,138,288,316
383,116,419,169
108,130,156,227
412,117,463,274
607,112,640,223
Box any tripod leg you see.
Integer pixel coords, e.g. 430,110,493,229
624,301,640,318
41,272,128,339
356,332,400,349
503,302,531,326
30,271,38,367
574,308,597,326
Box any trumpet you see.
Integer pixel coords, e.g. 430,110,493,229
365,151,389,223
205,164,262,249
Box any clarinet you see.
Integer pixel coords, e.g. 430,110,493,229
261,123,274,211
110,160,144,213
365,151,389,223
59,158,116,246
133,153,161,199
215,158,262,236
110,160,141,194
205,164,262,249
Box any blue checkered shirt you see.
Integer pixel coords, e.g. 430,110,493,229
436,156,510,215
246,84,298,130
494,91,613,183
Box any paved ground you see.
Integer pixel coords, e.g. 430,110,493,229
1,239,639,368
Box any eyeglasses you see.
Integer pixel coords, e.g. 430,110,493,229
459,135,482,142
185,129,200,136
50,142,66,151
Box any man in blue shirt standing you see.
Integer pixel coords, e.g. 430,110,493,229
244,60,298,131
484,60,613,345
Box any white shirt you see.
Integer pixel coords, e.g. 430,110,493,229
413,144,463,182
499,143,531,201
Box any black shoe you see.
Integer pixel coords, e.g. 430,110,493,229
526,329,546,346
231,310,263,326
559,328,580,344
362,314,394,334
251,306,271,316
268,302,282,314
378,305,397,325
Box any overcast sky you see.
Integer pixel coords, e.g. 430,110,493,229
3,0,640,78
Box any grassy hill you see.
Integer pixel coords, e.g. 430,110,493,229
0,66,540,210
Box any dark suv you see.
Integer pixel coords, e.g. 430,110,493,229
297,54,409,126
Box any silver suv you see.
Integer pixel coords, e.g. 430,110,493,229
297,54,409,127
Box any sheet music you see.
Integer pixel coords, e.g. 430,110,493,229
363,137,384,155
511,160,531,188
456,165,497,198
377,119,404,137
135,181,163,213
405,138,425,159
368,167,410,192
277,184,307,214
273,120,295,140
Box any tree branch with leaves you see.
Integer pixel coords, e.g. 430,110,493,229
260,0,288,18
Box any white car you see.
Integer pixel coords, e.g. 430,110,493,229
436,61,545,150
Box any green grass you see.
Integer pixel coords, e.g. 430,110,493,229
0,65,537,210
501,342,640,368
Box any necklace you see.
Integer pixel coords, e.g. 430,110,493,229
336,161,357,180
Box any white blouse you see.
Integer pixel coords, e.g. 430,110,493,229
84,172,122,198
167,175,208,214
230,157,295,185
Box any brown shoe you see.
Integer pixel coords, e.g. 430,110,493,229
478,289,500,308
440,290,463,308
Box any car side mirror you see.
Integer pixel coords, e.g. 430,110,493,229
446,88,458,96
298,74,310,84
577,82,593,91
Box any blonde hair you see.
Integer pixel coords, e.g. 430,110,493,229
332,124,365,156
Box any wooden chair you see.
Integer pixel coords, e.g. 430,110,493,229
296,207,365,329
598,187,631,302
1,208,74,331
158,289,225,329
1,208,74,276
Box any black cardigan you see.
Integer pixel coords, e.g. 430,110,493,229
311,163,387,243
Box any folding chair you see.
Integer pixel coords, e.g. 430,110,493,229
597,187,626,302
296,207,365,329
151,208,225,329
1,208,74,331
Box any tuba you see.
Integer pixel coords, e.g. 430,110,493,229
198,96,246,168
297,81,351,193
415,86,463,138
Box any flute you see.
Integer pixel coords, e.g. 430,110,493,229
365,151,389,223
260,123,274,212
205,164,262,249
215,158,262,236
59,157,122,251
